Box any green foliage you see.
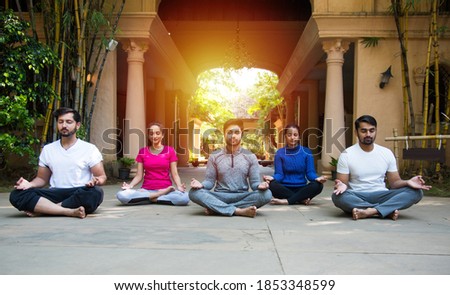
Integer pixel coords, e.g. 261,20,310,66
118,157,135,168
32,0,126,142
360,37,383,48
241,131,265,159
329,156,338,167
0,9,59,166
247,71,284,126
189,68,283,162
200,124,223,156
190,68,283,130
190,69,238,129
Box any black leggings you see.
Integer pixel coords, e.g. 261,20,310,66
10,186,104,214
269,181,323,205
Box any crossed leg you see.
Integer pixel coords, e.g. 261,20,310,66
148,186,175,202
352,208,400,221
234,206,257,218
351,208,378,220
26,197,86,218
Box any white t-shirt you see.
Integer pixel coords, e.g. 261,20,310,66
337,143,398,192
39,139,103,188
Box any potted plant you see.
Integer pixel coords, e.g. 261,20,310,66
329,156,338,180
118,157,135,180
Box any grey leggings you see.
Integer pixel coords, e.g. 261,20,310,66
189,188,272,216
116,188,189,206
331,187,423,217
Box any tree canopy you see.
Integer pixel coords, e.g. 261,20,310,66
189,67,284,130
0,9,59,167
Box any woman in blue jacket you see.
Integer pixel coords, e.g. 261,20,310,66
263,123,327,205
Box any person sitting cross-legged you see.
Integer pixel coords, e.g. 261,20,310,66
263,123,326,206
332,114,431,221
9,107,106,219
189,119,272,218
116,122,189,206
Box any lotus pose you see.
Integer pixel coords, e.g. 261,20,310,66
116,122,189,206
9,107,106,218
189,119,272,217
263,123,326,205
332,115,431,220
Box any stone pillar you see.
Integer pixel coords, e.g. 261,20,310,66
321,39,349,171
90,48,117,163
123,40,148,158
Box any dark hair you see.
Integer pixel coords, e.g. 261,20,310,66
355,115,377,130
53,107,81,123
223,119,244,134
148,122,165,135
283,123,300,136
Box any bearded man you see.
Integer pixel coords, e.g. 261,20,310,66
332,115,430,220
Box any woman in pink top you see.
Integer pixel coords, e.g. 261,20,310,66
116,123,189,205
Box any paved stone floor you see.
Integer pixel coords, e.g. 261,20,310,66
1,166,450,275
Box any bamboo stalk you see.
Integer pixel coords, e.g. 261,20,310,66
432,0,440,140
40,0,62,145
86,0,126,140
422,2,433,148
392,0,416,136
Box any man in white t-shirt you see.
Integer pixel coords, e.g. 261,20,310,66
332,115,431,220
9,107,107,218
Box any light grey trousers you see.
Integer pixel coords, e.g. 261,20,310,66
331,187,423,218
117,189,189,206
189,188,272,216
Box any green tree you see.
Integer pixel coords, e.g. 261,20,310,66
0,9,59,167
247,71,285,127
38,0,126,142
189,68,282,159
8,0,126,143
189,68,236,129
391,0,416,136
190,68,283,129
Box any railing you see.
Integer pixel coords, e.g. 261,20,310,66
385,129,450,164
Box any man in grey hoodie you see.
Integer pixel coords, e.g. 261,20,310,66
189,119,272,217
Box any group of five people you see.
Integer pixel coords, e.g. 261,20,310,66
9,107,430,220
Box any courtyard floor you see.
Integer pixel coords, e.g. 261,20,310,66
1,166,449,275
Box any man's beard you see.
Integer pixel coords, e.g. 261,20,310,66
59,128,77,137
360,137,374,145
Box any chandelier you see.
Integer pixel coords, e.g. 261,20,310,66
223,22,254,70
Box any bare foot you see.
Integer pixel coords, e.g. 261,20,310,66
24,211,41,217
204,208,218,216
270,198,288,205
234,206,257,218
25,206,86,219
352,208,378,220
302,198,311,206
70,206,86,219
388,210,399,221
